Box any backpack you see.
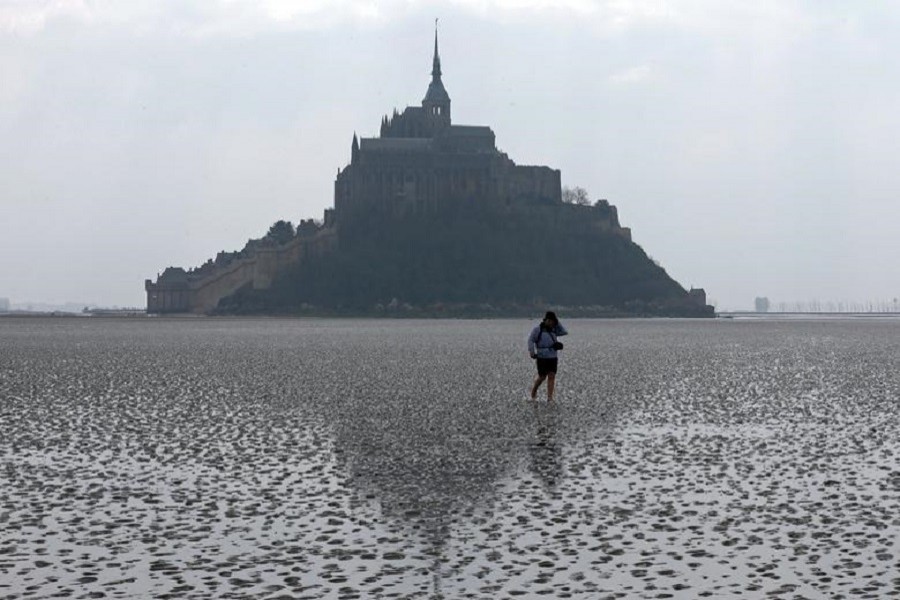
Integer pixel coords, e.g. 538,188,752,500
535,325,564,352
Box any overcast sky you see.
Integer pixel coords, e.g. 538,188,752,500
1,0,898,310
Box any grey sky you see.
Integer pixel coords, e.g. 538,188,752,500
1,1,898,310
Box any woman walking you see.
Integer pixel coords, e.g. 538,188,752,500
527,311,568,401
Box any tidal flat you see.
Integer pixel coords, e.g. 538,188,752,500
1,317,899,599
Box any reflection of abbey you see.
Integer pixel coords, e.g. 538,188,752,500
146,31,640,314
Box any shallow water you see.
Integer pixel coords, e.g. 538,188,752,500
1,317,899,599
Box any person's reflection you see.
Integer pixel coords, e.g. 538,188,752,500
428,527,447,600
527,407,564,491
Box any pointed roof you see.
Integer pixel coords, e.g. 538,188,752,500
432,24,442,79
423,21,450,106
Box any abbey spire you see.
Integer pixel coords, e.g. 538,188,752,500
432,22,442,79
422,19,451,127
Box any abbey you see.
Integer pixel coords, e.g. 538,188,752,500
334,30,561,221
146,30,569,313
144,30,706,317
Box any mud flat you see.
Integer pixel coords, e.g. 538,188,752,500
1,317,899,598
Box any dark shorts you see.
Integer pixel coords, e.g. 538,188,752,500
536,358,558,377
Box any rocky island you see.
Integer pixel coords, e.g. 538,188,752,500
146,31,712,318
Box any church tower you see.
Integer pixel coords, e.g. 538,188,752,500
422,23,451,131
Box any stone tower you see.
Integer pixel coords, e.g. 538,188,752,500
421,25,451,132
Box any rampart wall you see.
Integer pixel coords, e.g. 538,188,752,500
146,228,337,314
507,165,562,204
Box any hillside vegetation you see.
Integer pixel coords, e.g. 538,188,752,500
218,203,711,317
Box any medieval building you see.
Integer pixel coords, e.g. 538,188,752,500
334,30,561,222
146,29,640,314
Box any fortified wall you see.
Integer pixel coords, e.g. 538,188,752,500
146,222,336,314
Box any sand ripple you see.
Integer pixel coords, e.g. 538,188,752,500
1,317,898,598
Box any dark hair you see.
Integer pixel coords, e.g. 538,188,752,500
544,311,558,324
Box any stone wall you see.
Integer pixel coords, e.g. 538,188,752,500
146,228,337,314
506,165,562,204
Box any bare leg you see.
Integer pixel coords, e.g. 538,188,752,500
531,375,546,399
546,373,556,401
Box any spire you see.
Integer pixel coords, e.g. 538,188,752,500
432,19,441,80
351,132,359,163
422,18,450,119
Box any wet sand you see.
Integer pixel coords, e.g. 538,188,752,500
1,317,898,598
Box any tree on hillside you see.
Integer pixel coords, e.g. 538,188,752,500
562,186,590,206
266,220,296,245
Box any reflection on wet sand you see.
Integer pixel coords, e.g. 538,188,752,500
1,318,899,598
527,405,564,492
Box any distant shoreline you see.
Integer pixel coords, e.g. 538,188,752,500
4,310,900,320
0,310,147,318
717,311,900,319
